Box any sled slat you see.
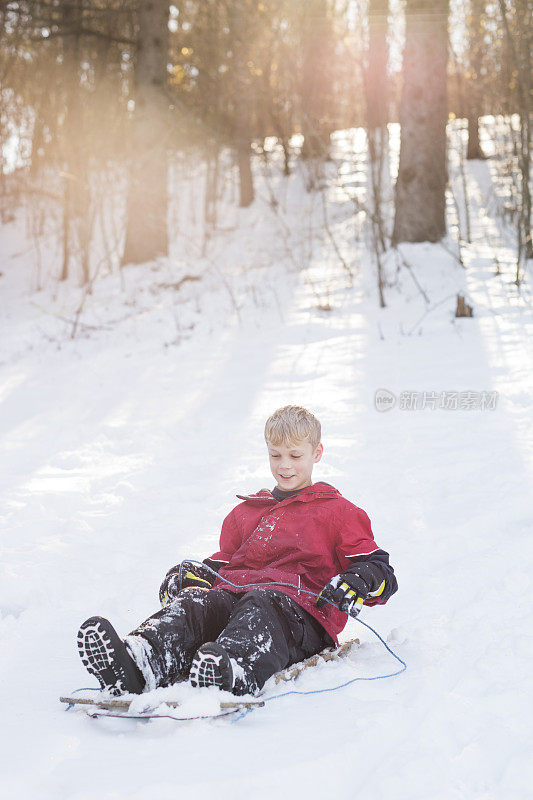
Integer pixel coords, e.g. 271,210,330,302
273,637,359,683
59,695,264,710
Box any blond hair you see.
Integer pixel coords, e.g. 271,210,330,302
264,405,321,449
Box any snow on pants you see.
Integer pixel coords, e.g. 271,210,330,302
129,587,334,694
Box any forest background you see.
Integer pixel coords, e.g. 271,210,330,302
0,0,531,298
1,4,533,798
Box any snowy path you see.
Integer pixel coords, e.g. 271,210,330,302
1,154,532,799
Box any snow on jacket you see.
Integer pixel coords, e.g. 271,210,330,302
208,482,397,643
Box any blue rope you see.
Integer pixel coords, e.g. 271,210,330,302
185,560,407,702
64,686,103,711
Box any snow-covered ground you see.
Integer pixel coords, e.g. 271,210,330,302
1,128,532,799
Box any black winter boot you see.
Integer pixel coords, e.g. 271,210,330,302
77,616,145,696
189,642,235,692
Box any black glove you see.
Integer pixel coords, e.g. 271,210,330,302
316,571,370,618
159,560,215,606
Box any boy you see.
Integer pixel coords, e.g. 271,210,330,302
78,406,397,696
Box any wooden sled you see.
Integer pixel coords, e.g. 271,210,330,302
60,637,359,718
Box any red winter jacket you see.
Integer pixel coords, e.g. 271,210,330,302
209,482,395,643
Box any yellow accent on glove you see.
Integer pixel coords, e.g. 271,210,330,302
342,585,365,604
368,579,385,598
185,571,212,588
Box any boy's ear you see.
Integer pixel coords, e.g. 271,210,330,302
314,443,324,463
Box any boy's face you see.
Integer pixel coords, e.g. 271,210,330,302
266,438,323,492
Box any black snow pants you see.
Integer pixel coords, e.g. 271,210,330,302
129,587,334,694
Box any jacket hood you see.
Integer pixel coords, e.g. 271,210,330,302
236,482,340,505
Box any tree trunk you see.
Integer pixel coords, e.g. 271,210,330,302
229,1,254,208
392,0,449,245
122,1,169,266
365,0,390,306
516,0,532,259
497,0,532,262
236,141,254,208
365,0,389,131
466,0,486,160
365,0,391,212
300,0,332,160
60,0,90,284
467,112,485,160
